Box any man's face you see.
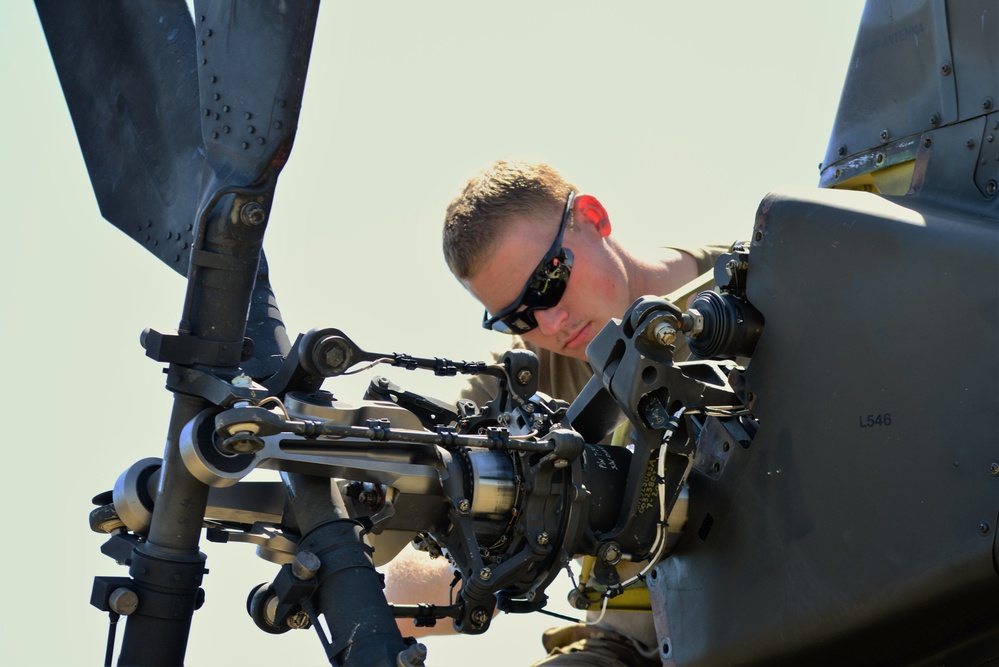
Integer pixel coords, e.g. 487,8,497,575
462,210,631,360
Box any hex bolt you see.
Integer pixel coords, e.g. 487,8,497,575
239,201,266,226
293,550,321,580
599,542,622,565
517,369,533,386
536,532,550,546
457,498,471,514
109,588,139,616
479,567,492,581
398,643,429,667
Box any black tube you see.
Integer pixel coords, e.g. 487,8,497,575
285,474,410,666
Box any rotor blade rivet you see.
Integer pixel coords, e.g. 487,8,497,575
240,202,266,226
109,588,139,616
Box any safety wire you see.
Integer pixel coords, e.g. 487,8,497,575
584,405,689,624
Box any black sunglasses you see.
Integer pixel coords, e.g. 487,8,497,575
482,190,576,334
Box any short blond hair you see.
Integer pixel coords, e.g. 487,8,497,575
442,160,576,280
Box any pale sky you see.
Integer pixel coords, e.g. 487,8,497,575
0,2,865,665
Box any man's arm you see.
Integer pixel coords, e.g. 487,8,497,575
381,545,460,638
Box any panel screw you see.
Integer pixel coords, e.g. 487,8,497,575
940,61,952,75
989,462,999,475
987,180,998,196
837,145,847,157
984,97,994,111
966,139,976,149
880,129,890,142
923,137,932,148
979,522,990,535
929,114,940,126
876,153,885,166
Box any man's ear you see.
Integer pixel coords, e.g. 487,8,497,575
573,194,612,238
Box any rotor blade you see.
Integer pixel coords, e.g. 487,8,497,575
192,0,320,193
35,0,203,276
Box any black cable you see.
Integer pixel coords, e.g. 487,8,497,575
104,612,120,667
535,608,582,624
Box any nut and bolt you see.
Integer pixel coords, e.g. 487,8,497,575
109,587,139,616
517,369,533,386
653,321,677,347
536,532,550,546
598,542,622,565
470,609,490,627
398,643,429,667
457,498,471,513
239,201,266,226
286,610,311,629
478,567,492,581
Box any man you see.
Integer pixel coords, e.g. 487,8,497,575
386,160,730,666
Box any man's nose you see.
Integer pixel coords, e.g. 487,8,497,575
535,306,568,336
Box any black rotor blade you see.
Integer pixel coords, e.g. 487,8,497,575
193,0,320,197
35,0,203,276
